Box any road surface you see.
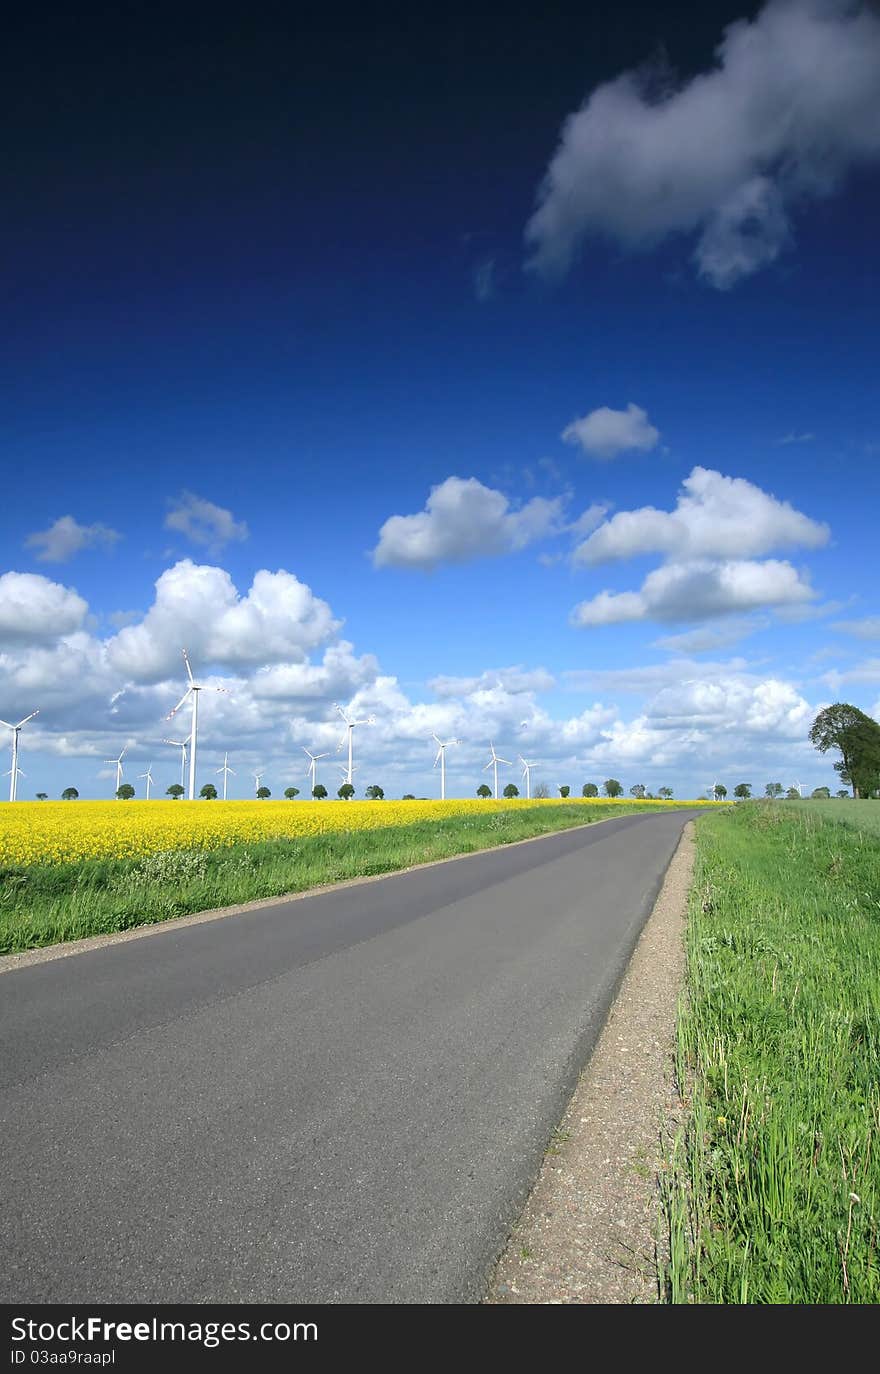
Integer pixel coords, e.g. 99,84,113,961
0,809,697,1303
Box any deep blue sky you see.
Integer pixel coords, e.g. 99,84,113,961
2,1,878,799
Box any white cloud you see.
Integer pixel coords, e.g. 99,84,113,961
562,403,659,460
525,0,880,288
822,659,880,690
0,572,89,645
777,432,815,445
428,666,556,698
25,515,121,563
165,492,249,550
574,467,829,565
373,477,565,570
832,616,880,640
646,676,814,737
653,618,765,653
571,558,814,626
473,258,495,302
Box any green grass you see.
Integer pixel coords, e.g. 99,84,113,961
790,799,880,839
0,800,686,955
660,802,880,1304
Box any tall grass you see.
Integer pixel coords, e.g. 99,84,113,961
0,800,679,955
660,803,880,1303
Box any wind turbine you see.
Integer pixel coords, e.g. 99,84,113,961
303,746,329,795
163,738,189,790
791,779,803,798
138,763,155,800
253,770,265,797
0,710,39,802
708,781,719,801
519,756,539,800
334,703,375,786
484,742,511,800
165,649,228,801
3,765,25,798
104,746,127,798
431,733,460,801
216,752,235,801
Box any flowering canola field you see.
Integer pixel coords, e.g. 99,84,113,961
0,797,716,868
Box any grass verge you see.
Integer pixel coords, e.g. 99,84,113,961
659,802,880,1303
1,801,679,955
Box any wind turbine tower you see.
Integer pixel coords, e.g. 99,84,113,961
166,649,228,801
0,710,39,803
216,752,235,800
519,756,539,801
334,703,375,786
138,763,154,800
164,738,189,790
484,742,511,800
431,734,460,801
303,746,329,794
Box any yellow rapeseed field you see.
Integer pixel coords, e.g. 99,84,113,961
0,797,717,867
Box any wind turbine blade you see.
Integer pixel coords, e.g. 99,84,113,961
166,689,192,719
316,752,329,760
0,720,13,729
497,756,511,764
433,749,442,767
16,711,39,728
431,733,441,745
182,649,195,685
483,759,493,770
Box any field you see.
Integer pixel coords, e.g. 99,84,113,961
790,798,880,838
0,796,714,954
661,802,880,1303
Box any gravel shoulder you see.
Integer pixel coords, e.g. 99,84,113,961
484,820,694,1304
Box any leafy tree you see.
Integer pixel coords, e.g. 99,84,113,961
36,792,48,800
604,779,622,798
167,784,185,799
61,787,79,800
402,793,416,800
786,787,800,800
811,787,831,799
116,783,135,800
629,783,646,799
477,784,492,798
200,783,218,800
715,784,728,799
312,784,328,800
558,785,570,798
503,783,519,798
733,783,752,799
365,785,385,800
582,783,599,797
658,786,673,799
338,783,355,800
809,703,880,799
256,786,271,799
765,782,783,798
533,782,550,799
836,789,849,799
284,787,300,799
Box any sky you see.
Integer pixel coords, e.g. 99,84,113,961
2,0,879,802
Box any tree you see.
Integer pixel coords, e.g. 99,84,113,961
503,783,519,798
312,784,328,800
284,787,300,799
116,783,135,800
604,779,622,798
734,783,752,799
658,787,674,799
811,787,831,799
533,782,550,799
765,782,783,798
715,784,728,799
36,792,48,801
338,783,355,800
167,784,185,800
630,783,646,799
582,783,599,797
365,785,385,800
477,784,492,798
809,703,880,799
836,789,849,799
256,786,271,799
402,793,416,800
61,787,79,800
558,785,570,798
200,783,218,800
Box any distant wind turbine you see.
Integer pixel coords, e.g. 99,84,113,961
253,770,265,796
163,738,188,790
216,752,235,801
303,746,329,794
431,733,460,801
519,756,539,800
791,779,803,798
0,710,39,802
138,763,155,800
484,742,511,800
165,649,228,801
334,703,375,786
104,746,127,798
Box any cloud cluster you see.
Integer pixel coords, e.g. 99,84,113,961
526,0,880,287
25,516,121,563
165,492,249,550
572,557,813,626
372,477,565,570
0,572,89,644
562,403,659,460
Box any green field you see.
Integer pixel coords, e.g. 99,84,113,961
790,798,880,838
661,802,880,1304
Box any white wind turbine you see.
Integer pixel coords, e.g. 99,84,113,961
216,752,235,801
791,779,803,798
105,746,127,798
484,742,511,800
138,763,155,800
334,703,375,786
0,710,39,802
165,649,228,801
253,770,265,797
431,733,460,801
164,738,188,790
303,746,329,795
519,756,539,800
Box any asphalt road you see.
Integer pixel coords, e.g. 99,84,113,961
0,809,697,1304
